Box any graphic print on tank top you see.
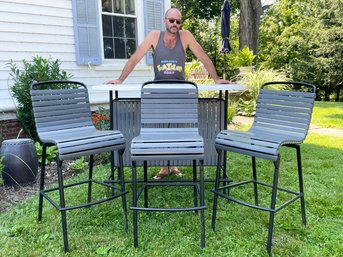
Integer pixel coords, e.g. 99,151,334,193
153,31,185,80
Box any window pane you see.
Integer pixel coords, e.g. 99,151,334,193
103,38,114,58
114,39,125,58
126,39,136,58
125,0,135,15
102,15,113,37
114,0,125,14
113,16,124,37
125,17,136,38
102,0,112,12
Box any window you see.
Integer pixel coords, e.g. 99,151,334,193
72,0,163,65
102,0,137,59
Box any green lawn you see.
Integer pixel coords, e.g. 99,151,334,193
311,102,343,128
0,102,342,257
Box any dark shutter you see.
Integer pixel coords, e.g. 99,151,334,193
144,0,164,65
72,0,102,65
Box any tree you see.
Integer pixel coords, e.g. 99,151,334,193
259,0,343,101
181,17,239,79
172,0,266,77
173,0,240,20
239,0,262,57
173,0,261,56
309,0,343,101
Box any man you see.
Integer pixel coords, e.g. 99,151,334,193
106,8,230,179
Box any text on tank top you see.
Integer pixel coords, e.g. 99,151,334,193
153,31,185,80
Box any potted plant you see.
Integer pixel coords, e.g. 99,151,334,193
235,46,256,75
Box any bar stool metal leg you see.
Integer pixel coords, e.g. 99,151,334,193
193,160,198,211
212,150,223,231
132,161,138,247
200,159,205,248
118,150,128,231
87,155,94,204
38,144,47,222
267,157,280,254
57,158,69,252
252,157,259,206
295,145,307,226
144,161,148,208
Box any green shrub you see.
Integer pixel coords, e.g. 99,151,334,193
236,68,289,116
69,157,88,172
8,56,72,141
237,99,256,116
35,142,58,165
227,101,238,123
185,61,215,85
235,46,256,67
184,61,201,80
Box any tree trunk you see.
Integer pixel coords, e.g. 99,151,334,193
324,86,330,101
335,84,342,102
239,0,262,58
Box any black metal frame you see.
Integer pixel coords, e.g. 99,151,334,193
38,149,128,252
212,145,306,253
131,159,206,248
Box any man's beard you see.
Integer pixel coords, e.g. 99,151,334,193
166,26,179,34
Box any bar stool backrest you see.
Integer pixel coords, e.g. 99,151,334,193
251,81,316,141
30,80,95,136
140,80,199,129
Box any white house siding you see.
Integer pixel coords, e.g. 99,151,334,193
0,0,168,117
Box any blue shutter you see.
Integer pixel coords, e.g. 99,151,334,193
72,0,102,65
144,0,164,65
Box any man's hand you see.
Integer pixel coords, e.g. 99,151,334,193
104,79,123,84
214,78,232,84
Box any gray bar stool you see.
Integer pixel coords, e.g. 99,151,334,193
130,80,206,248
30,80,128,252
212,81,316,254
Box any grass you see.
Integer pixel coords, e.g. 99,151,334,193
311,102,343,128
0,103,342,257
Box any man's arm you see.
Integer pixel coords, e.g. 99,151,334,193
181,30,231,84
105,31,158,84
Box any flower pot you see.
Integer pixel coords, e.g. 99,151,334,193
0,138,38,186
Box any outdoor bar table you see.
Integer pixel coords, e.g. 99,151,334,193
90,83,245,170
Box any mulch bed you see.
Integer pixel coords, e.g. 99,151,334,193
0,161,79,213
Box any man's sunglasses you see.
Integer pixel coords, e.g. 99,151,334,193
167,18,181,25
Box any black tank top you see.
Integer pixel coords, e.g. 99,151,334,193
153,31,185,80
